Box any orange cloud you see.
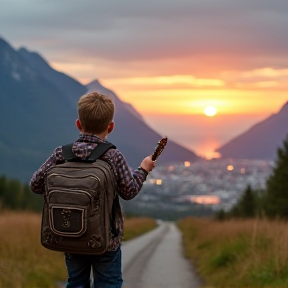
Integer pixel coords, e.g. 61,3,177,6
104,75,225,88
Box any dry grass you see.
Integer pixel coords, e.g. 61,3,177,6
178,217,288,288
0,211,156,288
0,211,66,288
123,217,157,241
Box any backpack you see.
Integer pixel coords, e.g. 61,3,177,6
41,142,118,255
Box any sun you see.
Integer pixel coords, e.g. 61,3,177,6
204,105,217,117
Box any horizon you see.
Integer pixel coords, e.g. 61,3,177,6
141,112,270,159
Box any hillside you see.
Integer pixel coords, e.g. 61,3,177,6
216,101,288,160
0,36,199,181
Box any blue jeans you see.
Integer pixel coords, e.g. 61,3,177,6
65,247,123,288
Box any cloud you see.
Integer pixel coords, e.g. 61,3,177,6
220,67,288,90
105,75,225,89
241,68,288,78
1,0,288,79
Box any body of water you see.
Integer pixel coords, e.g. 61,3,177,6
143,113,268,159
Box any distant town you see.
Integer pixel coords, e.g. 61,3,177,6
122,158,274,220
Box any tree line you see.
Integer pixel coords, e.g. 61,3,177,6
0,175,42,211
216,136,288,220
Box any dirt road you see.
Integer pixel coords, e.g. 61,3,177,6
121,221,203,288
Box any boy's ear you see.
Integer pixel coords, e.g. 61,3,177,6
76,119,83,132
108,121,114,134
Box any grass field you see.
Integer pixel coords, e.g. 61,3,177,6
0,211,156,288
178,217,288,288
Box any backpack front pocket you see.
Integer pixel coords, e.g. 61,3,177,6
49,205,88,237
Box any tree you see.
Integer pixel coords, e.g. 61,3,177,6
0,175,43,211
0,175,8,208
5,178,21,209
238,184,256,218
215,209,227,221
22,183,43,211
263,136,288,218
227,184,256,218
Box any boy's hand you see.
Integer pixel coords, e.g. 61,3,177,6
140,156,156,173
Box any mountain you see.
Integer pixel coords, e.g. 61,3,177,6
18,47,87,105
0,37,86,181
85,80,200,166
0,37,199,182
216,102,288,160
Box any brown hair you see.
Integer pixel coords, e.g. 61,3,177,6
77,91,115,134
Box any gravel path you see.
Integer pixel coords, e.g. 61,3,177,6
121,221,203,288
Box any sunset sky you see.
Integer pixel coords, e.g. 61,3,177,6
1,0,288,158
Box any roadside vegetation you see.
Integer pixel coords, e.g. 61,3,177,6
178,136,288,288
122,217,157,241
178,217,288,288
0,211,156,288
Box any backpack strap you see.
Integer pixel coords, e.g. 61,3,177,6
62,142,116,162
86,142,116,161
62,143,74,161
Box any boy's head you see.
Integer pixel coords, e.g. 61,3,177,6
77,91,115,135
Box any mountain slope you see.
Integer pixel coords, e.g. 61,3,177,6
0,37,83,181
18,47,87,106
216,102,288,160
0,37,199,182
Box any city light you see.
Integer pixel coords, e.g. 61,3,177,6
227,165,234,171
184,161,191,167
156,179,162,185
190,195,220,205
148,179,163,185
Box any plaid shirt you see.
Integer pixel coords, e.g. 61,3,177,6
29,133,148,251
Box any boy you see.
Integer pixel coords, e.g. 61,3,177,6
30,91,156,288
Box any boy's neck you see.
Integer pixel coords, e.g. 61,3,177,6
82,132,107,141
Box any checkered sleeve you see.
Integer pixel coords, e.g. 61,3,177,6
29,146,64,194
105,150,148,200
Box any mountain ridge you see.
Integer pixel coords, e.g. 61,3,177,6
0,36,200,182
216,101,288,160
